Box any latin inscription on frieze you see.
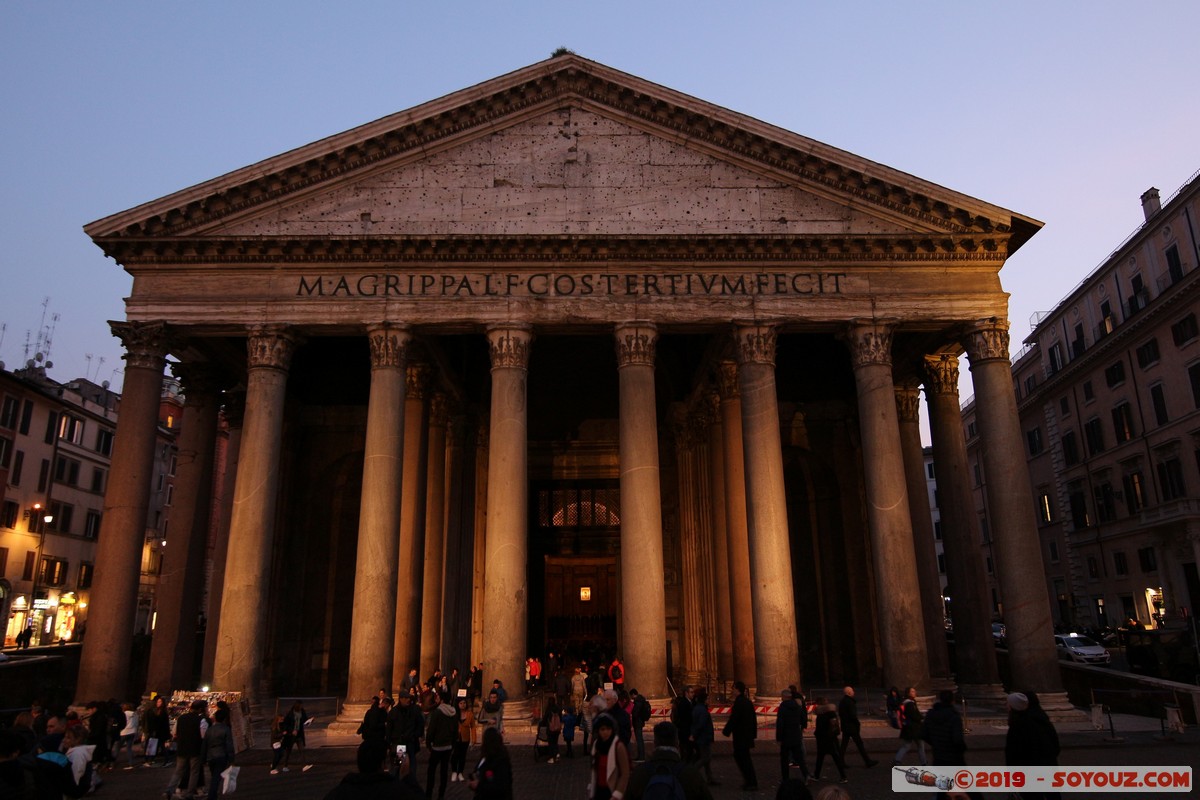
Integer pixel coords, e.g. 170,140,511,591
296,271,850,298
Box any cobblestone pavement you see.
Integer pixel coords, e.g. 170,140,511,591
95,725,1197,800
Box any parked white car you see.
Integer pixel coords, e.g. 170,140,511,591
1054,633,1111,664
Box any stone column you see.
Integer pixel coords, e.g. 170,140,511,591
716,360,757,689
345,324,410,705
734,324,801,696
420,393,450,678
691,416,720,681
201,392,243,684
146,362,224,693
845,321,929,692
895,381,953,684
76,321,168,702
924,353,1004,699
615,322,668,697
212,327,296,699
671,406,706,683
705,392,736,682
393,362,430,682
482,326,532,696
471,420,489,667
962,320,1062,693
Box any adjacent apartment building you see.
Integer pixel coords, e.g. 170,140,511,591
0,363,180,646
965,171,1200,631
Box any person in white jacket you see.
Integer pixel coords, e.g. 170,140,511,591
62,725,96,792
114,702,139,768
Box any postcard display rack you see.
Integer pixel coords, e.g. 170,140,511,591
169,690,253,753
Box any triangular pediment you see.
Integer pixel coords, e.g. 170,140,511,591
213,107,913,238
85,55,1040,255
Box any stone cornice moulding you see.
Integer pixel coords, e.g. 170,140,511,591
102,234,1011,265
85,56,1038,251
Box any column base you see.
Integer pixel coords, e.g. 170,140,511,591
1036,691,1086,720
958,683,1009,711
328,703,371,736
924,676,959,694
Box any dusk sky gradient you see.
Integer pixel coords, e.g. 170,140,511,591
3,1,1197,429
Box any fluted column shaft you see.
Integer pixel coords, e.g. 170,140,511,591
735,325,800,696
146,363,223,693
705,393,735,681
717,361,757,689
471,422,489,667
393,363,430,681
201,393,243,684
963,321,1062,692
76,322,168,702
895,382,953,681
346,324,410,703
213,327,296,699
846,322,929,691
672,409,705,682
420,394,450,678
616,322,668,697
482,327,532,697
924,353,1002,690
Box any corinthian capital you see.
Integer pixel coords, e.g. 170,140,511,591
923,353,961,396
962,319,1011,363
715,361,740,400
615,322,657,368
246,326,297,371
109,320,169,371
845,321,894,369
367,323,411,370
894,382,922,423
406,362,432,400
734,324,777,366
487,325,532,370
429,392,450,427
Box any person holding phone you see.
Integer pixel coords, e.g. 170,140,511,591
322,739,423,799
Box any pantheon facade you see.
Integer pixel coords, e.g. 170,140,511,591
76,55,1063,708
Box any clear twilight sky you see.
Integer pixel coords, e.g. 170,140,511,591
2,2,1198,416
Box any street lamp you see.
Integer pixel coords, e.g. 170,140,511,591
24,502,54,645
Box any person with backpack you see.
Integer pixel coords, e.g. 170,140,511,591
561,706,579,758
541,699,563,764
892,687,927,766
624,721,713,800
608,657,625,688
721,681,758,791
629,689,652,762
811,697,847,783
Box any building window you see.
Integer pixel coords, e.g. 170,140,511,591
1123,471,1146,513
1083,380,1095,402
1128,273,1148,315
47,502,73,535
83,510,102,540
1038,490,1053,524
926,462,935,480
10,450,23,485
967,421,977,438
39,557,68,587
1068,487,1091,529
1071,323,1086,358
165,484,174,506
0,437,10,469
973,462,982,486
1027,427,1044,456
22,552,35,581
1111,402,1135,444
1062,431,1081,466
0,547,7,576
936,554,946,574
1136,338,1160,368
90,468,106,494
1,501,18,529
1113,551,1129,576
1060,397,1070,416
0,396,18,429
1165,244,1184,284
1191,363,1200,409
1048,343,1064,374
985,556,994,575
1137,547,1157,573
1172,313,1198,346
1104,361,1126,388
980,516,990,543
78,562,94,589
933,520,942,540
53,456,81,487
1150,384,1169,426
1086,555,1100,580
58,414,84,445
1048,539,1060,563
1084,418,1105,456
1094,483,1117,523
95,428,114,457
1157,458,1186,501
36,459,49,492
1024,374,1038,395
